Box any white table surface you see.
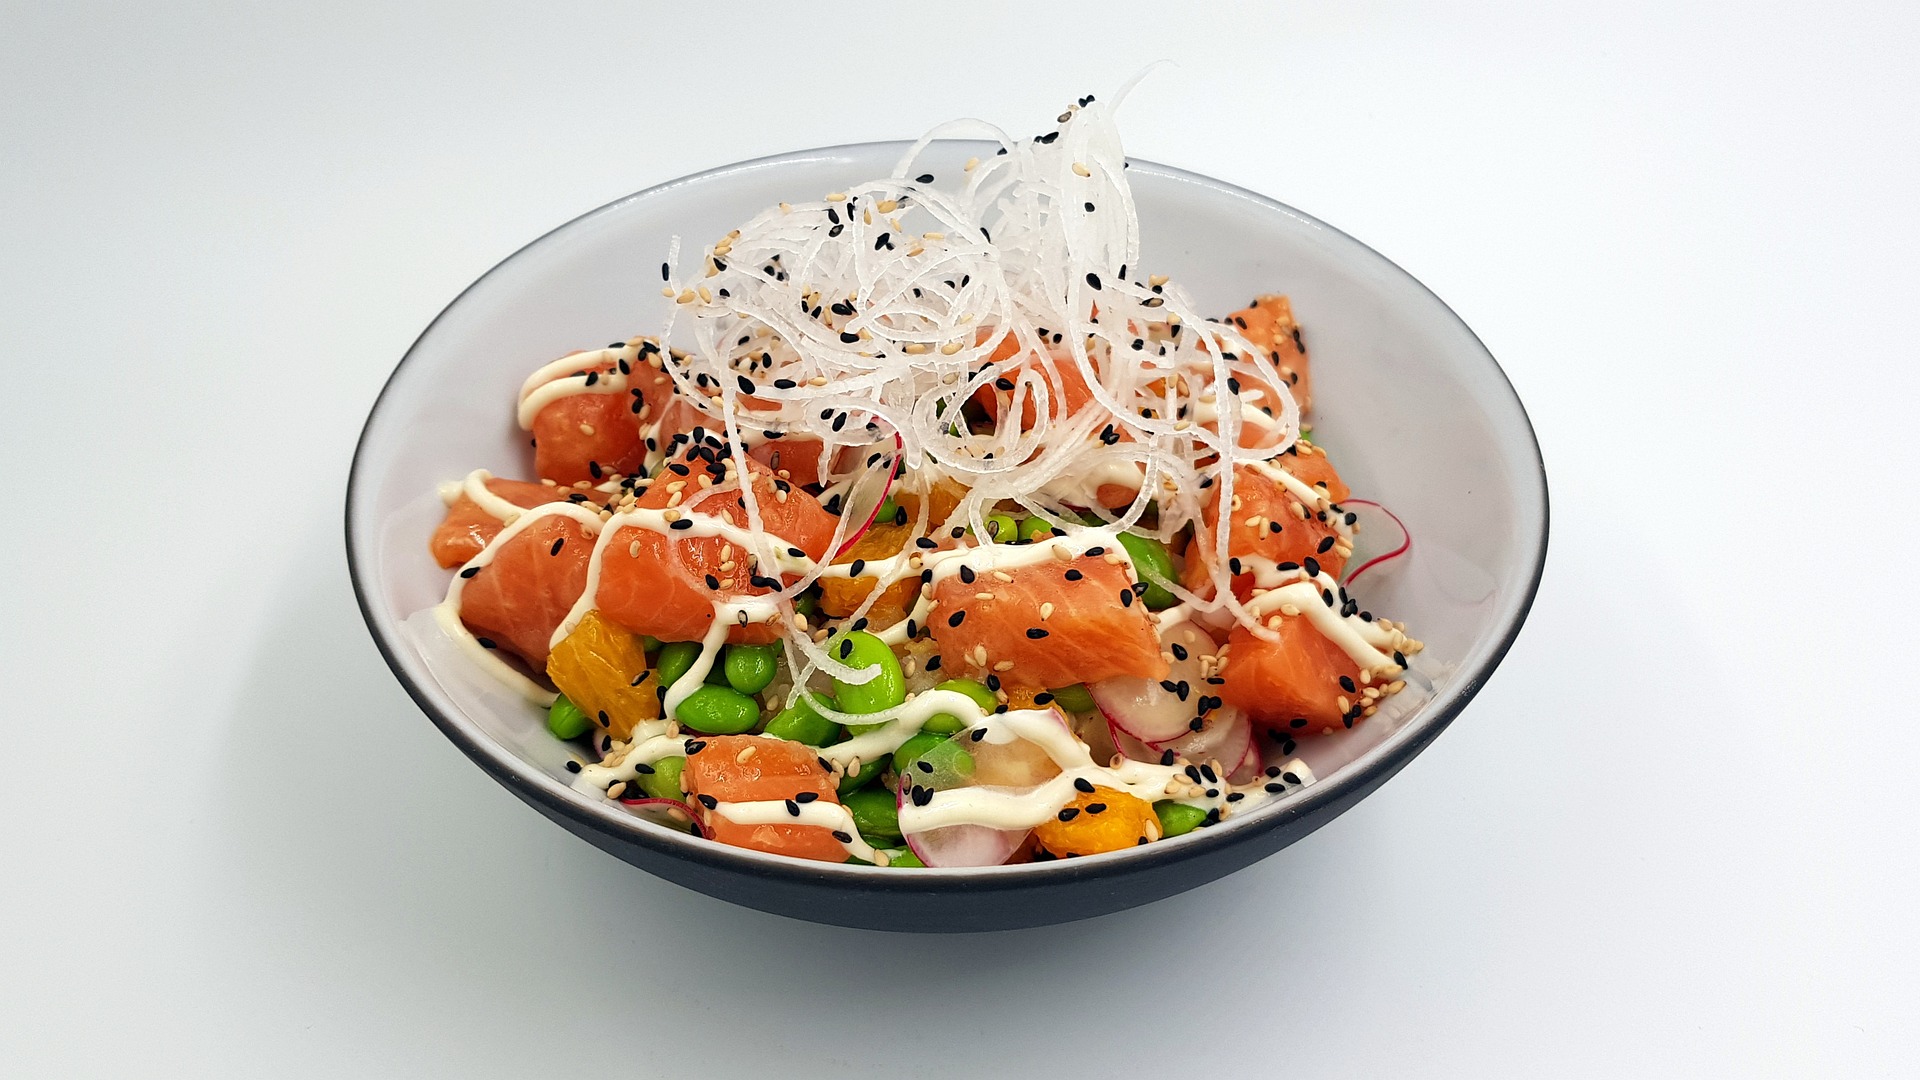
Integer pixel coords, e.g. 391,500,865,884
5,3,1915,1075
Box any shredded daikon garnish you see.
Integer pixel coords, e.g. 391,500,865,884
651,85,1309,722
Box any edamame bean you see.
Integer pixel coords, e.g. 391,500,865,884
837,757,885,795
842,786,902,844
829,631,905,715
763,693,842,746
547,694,592,740
1017,515,1056,541
874,495,900,525
637,756,685,801
983,512,1018,542
674,684,761,735
1046,683,1098,714
656,641,703,689
1155,801,1209,838
924,678,997,734
886,848,925,868
724,642,780,695
1115,532,1178,610
639,635,662,653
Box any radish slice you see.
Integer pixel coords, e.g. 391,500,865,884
1229,739,1261,785
897,710,1070,867
829,432,905,558
1341,498,1411,587
1089,621,1223,744
617,796,709,838
1105,715,1161,765
1150,707,1252,777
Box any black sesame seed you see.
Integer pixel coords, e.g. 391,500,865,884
916,760,934,774
832,830,852,843
959,565,976,584
1057,808,1080,822
1064,568,1083,581
458,566,481,578
839,331,860,344
696,794,718,808
1026,627,1049,639
564,760,581,773
1085,802,1107,815
1085,272,1101,290
948,610,966,628
669,518,693,531
784,799,800,816
1073,777,1096,794
475,637,497,650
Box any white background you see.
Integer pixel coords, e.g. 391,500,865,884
4,2,1915,1075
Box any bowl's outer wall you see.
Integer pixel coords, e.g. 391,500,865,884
348,141,1547,933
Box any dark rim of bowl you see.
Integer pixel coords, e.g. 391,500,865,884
346,140,1549,894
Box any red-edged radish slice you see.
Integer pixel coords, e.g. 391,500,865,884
1088,620,1222,744
1149,707,1252,778
1228,739,1261,785
1105,715,1160,765
1341,498,1411,587
617,796,709,838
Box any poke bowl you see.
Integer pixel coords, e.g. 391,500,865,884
346,107,1547,932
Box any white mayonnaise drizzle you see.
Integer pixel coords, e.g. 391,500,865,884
515,344,639,428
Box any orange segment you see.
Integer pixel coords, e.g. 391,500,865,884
545,610,660,740
1032,785,1158,857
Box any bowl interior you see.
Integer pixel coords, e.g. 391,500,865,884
349,140,1545,875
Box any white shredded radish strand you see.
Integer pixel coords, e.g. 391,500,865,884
630,92,1328,707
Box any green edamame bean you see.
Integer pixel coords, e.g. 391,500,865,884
1155,801,1209,838
793,590,820,617
829,631,905,715
837,757,885,795
842,786,902,844
639,635,662,653
1017,515,1056,541
547,694,592,740
656,641,703,689
1116,532,1178,610
874,495,900,525
763,693,842,746
1046,683,1097,714
637,756,685,801
924,678,997,734
724,643,780,695
886,848,925,868
983,512,1018,542
674,684,762,735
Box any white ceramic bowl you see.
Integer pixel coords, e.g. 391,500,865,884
347,141,1548,932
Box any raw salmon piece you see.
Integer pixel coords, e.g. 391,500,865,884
456,512,596,667
594,442,837,645
1219,613,1367,737
929,550,1167,689
430,477,572,568
1181,458,1351,600
528,353,650,486
682,735,847,862
1224,294,1312,414
746,436,827,488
